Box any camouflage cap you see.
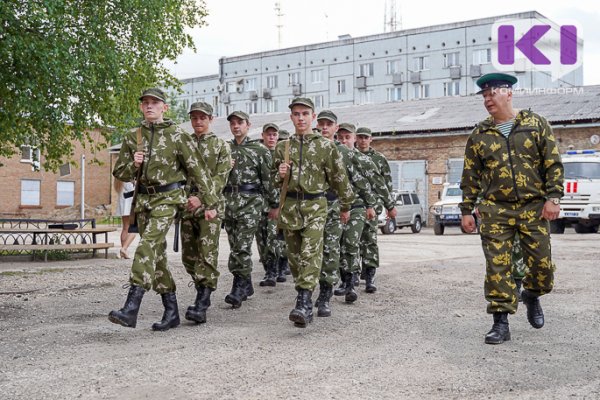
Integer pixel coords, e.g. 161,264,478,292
288,97,315,110
139,88,167,103
317,110,338,123
189,101,213,116
227,110,250,121
262,123,279,132
356,127,372,137
338,123,356,133
278,129,290,140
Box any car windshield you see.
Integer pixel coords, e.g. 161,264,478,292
564,162,600,179
446,187,463,196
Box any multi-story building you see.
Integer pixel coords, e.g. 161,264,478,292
172,11,583,116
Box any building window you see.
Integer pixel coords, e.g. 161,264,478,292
444,81,460,96
413,56,429,71
443,52,460,67
386,59,401,75
57,181,75,206
386,87,402,102
20,145,41,169
226,82,236,93
246,101,258,114
288,72,300,86
473,48,491,65
359,90,373,105
310,95,324,108
337,79,346,94
195,97,205,103
21,179,41,206
359,63,374,77
413,84,430,99
267,75,278,89
266,99,278,113
246,78,257,91
311,69,323,83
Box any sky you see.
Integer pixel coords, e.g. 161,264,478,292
164,0,600,85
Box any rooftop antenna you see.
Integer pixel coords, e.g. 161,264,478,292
275,1,284,48
384,0,399,32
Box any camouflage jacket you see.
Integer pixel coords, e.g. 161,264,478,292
227,136,278,209
113,119,218,208
336,143,376,208
359,148,395,210
186,131,232,215
272,131,354,211
459,109,564,215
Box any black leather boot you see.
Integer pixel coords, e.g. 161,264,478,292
485,312,510,344
353,272,360,287
365,267,377,293
152,292,180,331
515,278,523,302
345,272,358,303
108,285,145,328
316,282,333,317
185,284,213,324
245,276,254,298
521,289,544,329
289,289,313,328
334,271,348,296
259,261,277,287
225,275,247,308
276,257,288,283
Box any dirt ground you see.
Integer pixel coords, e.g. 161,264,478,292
0,226,598,400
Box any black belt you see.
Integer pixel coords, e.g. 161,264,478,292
326,191,338,202
287,191,325,201
224,183,261,194
138,182,183,195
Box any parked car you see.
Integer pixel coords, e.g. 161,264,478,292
378,190,424,234
430,183,477,235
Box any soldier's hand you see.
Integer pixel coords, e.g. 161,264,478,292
386,207,397,220
187,196,202,212
133,151,145,168
461,214,477,233
542,200,560,221
366,207,376,220
278,162,290,179
268,207,280,220
204,209,218,221
340,210,350,224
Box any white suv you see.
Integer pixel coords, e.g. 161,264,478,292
378,190,424,234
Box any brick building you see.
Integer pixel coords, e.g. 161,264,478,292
0,130,112,219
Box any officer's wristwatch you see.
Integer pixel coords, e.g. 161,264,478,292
549,197,560,205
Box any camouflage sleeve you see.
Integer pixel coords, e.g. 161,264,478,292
538,115,564,199
177,129,218,209
260,148,279,208
459,130,483,215
379,154,394,194
325,144,354,212
213,140,233,194
271,141,284,189
350,153,377,208
364,156,394,210
112,130,138,182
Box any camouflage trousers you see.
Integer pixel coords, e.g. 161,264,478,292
281,198,328,291
340,207,367,274
181,215,222,290
223,194,263,279
360,215,379,270
512,232,525,279
130,202,178,294
255,212,281,270
478,199,555,314
321,200,342,286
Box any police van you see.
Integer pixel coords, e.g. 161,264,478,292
552,149,600,234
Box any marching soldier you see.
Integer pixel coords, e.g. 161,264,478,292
181,102,232,324
223,111,279,308
460,72,563,344
110,88,218,331
272,98,354,328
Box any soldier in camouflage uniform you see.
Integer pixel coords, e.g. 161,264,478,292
181,102,232,324
274,129,291,282
355,127,397,293
272,98,354,328
255,123,282,287
109,88,218,331
460,73,563,344
223,111,279,308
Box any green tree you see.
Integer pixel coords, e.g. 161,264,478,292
0,0,207,170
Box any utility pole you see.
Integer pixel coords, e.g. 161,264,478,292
275,1,284,48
